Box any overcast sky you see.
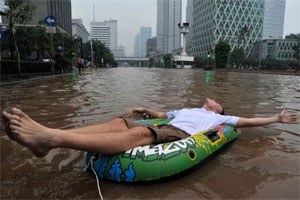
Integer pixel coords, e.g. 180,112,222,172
72,0,300,57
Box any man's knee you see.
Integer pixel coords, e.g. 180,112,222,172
120,127,155,151
130,127,155,141
111,118,128,129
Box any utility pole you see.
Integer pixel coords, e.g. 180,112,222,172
93,4,95,22
45,15,57,73
80,38,83,58
258,40,262,70
50,33,54,73
90,39,93,64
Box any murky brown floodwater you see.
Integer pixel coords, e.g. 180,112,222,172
1,67,299,199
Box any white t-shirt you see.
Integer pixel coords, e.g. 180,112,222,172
167,108,239,136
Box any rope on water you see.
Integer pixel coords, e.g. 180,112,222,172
86,156,104,200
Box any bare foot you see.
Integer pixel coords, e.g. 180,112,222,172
2,108,57,157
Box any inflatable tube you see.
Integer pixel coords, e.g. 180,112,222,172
86,119,239,182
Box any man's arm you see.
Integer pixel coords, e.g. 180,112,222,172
236,109,298,127
132,108,167,118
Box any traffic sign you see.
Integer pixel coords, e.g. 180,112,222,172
46,26,56,34
45,16,56,26
1,32,6,41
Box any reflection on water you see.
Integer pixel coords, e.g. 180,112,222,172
205,71,211,83
1,68,299,199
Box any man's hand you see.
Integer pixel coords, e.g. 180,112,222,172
131,108,167,119
237,108,298,127
131,108,145,115
278,109,298,124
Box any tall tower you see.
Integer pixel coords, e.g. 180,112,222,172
140,27,152,57
134,33,141,57
192,0,265,57
90,22,111,49
263,0,286,39
104,19,118,51
185,0,194,55
134,27,152,57
178,23,190,56
156,0,182,54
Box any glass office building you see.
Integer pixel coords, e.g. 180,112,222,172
185,0,194,55
157,0,182,54
134,27,152,57
251,39,298,60
192,0,265,57
262,0,286,39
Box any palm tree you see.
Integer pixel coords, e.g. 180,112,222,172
238,25,249,45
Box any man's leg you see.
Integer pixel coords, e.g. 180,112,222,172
68,118,128,134
4,108,129,135
2,108,155,157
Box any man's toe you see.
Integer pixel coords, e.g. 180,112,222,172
12,108,28,118
2,111,11,120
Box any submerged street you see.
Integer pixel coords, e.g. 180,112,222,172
1,67,299,199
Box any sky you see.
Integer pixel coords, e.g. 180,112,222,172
71,0,300,57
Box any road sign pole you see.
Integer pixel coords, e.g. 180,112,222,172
50,33,54,73
44,15,56,73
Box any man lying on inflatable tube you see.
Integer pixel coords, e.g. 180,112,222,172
2,98,298,158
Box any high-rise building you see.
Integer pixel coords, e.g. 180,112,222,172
185,0,194,55
2,0,72,34
251,38,298,60
72,19,89,43
156,0,182,54
114,45,126,57
104,19,118,52
90,22,110,49
134,33,141,57
134,27,152,57
46,0,72,34
263,0,286,39
90,20,118,53
146,37,157,57
192,0,265,57
140,27,152,57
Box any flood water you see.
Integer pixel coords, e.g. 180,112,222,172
1,67,299,199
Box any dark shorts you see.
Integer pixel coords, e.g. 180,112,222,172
121,117,190,144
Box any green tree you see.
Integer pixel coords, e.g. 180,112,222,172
13,26,75,64
229,48,246,67
292,43,300,60
92,40,115,66
215,40,231,68
163,54,172,68
238,25,249,44
292,35,299,61
82,40,92,60
53,28,76,61
4,0,36,77
285,33,300,39
15,26,47,59
194,56,209,68
149,57,154,68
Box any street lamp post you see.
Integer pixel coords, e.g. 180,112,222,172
0,25,8,61
258,40,262,70
90,39,93,65
74,36,83,58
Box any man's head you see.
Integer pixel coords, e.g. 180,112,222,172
203,98,225,115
